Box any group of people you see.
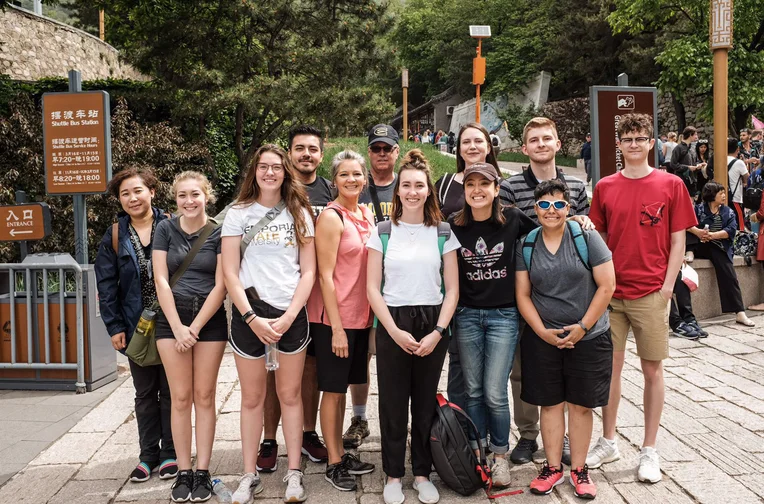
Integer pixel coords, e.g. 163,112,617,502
96,112,746,504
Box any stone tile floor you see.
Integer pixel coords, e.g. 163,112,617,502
1,314,763,503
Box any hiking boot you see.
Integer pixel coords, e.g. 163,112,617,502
129,461,156,483
671,322,700,340
529,461,564,495
570,465,596,499
562,434,572,466
325,462,356,491
301,431,328,463
491,456,511,488
509,437,538,464
257,439,278,473
159,459,179,479
341,452,375,475
171,469,194,502
586,437,620,469
231,472,263,504
283,469,307,502
690,321,708,338
190,470,213,502
343,416,370,448
637,447,662,483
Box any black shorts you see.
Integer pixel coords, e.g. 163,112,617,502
230,299,310,359
313,323,369,393
155,296,228,342
520,326,613,409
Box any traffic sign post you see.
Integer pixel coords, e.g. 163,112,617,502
0,203,52,242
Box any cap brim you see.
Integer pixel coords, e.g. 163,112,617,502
368,137,398,147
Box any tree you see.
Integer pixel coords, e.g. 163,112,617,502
607,0,764,131
85,0,396,172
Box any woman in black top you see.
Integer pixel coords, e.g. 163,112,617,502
153,171,228,502
94,168,177,484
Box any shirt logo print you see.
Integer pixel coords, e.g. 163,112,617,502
640,202,665,226
460,237,504,268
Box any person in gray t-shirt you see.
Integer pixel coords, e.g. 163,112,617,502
515,179,616,492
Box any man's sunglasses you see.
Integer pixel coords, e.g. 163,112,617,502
369,145,395,154
535,200,569,210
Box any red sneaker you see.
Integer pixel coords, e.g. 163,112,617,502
530,461,564,495
256,439,278,473
301,431,328,463
570,465,597,499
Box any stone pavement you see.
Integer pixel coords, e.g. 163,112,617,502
2,314,764,504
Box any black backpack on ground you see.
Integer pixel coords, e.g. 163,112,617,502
430,394,523,499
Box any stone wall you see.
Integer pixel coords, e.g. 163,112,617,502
0,5,145,81
657,92,714,141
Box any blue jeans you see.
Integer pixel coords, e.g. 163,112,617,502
446,333,466,409
454,306,519,454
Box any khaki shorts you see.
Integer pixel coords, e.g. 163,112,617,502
368,327,377,355
609,291,670,361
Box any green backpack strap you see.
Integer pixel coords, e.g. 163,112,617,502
521,227,542,272
436,222,451,295
566,220,590,270
373,220,393,328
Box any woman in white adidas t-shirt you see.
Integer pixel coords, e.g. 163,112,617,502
221,144,316,503
366,149,460,504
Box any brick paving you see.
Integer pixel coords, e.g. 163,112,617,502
1,315,764,503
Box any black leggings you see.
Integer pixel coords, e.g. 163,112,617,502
687,242,745,314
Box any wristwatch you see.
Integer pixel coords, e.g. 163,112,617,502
577,320,589,332
434,325,446,335
241,310,257,323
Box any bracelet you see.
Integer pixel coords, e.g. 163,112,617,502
241,310,256,323
245,314,258,325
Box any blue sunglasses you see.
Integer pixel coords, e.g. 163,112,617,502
535,200,569,210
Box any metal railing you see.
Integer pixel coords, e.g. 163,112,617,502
0,262,85,393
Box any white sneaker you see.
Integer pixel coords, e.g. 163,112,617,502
491,457,511,488
413,479,439,503
384,480,405,504
586,437,620,469
638,447,662,483
232,472,262,504
283,469,307,502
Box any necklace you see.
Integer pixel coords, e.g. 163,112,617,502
400,222,424,242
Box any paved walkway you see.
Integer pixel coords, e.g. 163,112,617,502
1,314,764,503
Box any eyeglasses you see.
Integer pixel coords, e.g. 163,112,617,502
535,200,569,211
369,145,394,154
256,163,284,173
619,137,650,146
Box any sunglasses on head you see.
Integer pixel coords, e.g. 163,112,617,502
369,145,394,154
535,200,569,210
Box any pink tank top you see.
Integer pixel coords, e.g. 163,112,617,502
306,202,375,329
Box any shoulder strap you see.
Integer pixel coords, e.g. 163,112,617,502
438,173,455,204
436,222,451,295
566,220,590,270
213,202,234,223
521,227,542,272
240,201,287,257
367,178,385,224
378,219,392,256
168,220,216,289
111,223,118,254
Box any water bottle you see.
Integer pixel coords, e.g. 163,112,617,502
265,342,279,371
212,479,232,503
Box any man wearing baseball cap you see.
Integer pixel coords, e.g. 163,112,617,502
343,123,401,449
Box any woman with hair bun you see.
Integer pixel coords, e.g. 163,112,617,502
367,149,460,504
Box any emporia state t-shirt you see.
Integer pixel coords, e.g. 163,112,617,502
153,216,222,298
515,227,612,341
221,202,315,310
304,176,333,217
589,169,697,300
359,173,397,223
448,207,537,308
366,222,461,307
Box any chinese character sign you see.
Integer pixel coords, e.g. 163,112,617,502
710,0,733,49
0,203,52,242
43,91,112,195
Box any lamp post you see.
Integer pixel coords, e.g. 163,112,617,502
469,25,491,123
710,0,733,190
402,68,409,142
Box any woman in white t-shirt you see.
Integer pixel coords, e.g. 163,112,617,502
366,149,460,504
221,144,316,503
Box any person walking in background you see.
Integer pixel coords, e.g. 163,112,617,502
727,138,750,231
314,150,376,491
694,139,712,201
662,132,678,169
221,145,316,503
670,126,703,199
153,172,227,502
586,113,697,484
739,128,761,172
516,180,615,500
581,133,592,183
95,168,177,484
448,162,537,488
686,182,754,327
367,149,460,504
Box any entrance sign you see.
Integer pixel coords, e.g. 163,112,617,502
0,203,52,242
589,86,658,183
42,91,111,195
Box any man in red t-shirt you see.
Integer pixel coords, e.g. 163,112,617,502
585,114,697,484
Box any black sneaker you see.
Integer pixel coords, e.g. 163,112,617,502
509,437,538,465
671,322,700,340
561,434,571,466
690,321,708,338
190,470,213,502
341,452,375,475
325,462,356,491
342,416,370,448
171,470,194,502
130,461,156,483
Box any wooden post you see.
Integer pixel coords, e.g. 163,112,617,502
710,0,733,190
99,9,105,41
475,39,482,123
402,69,409,142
